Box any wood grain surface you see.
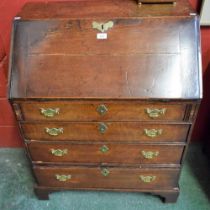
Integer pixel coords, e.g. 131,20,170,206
34,166,180,189
8,0,201,202
19,101,187,122
9,5,201,99
21,122,190,142
28,142,184,165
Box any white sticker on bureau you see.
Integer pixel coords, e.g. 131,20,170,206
97,33,108,39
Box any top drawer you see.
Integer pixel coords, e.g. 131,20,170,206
16,101,187,122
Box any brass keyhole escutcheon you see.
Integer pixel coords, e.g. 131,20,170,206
98,123,108,134
92,21,114,33
101,168,110,177
100,145,109,153
97,104,108,115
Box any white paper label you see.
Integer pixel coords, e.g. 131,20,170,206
97,33,107,39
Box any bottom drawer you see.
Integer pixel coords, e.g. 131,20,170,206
34,166,180,190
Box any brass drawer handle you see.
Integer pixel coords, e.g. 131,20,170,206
92,21,114,33
40,108,60,117
50,149,68,156
98,123,108,134
55,174,71,182
141,151,159,159
101,168,110,177
139,175,156,183
100,145,109,153
97,104,108,115
45,127,64,136
144,129,163,138
145,108,166,118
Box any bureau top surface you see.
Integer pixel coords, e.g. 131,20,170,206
9,0,202,100
16,0,194,19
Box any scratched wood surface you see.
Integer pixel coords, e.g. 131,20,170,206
16,0,193,19
21,122,190,142
34,166,180,189
19,101,187,121
8,0,201,202
9,0,201,99
28,142,184,165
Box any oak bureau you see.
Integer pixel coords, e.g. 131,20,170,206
8,0,202,202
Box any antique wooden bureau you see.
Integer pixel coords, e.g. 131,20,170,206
8,0,202,202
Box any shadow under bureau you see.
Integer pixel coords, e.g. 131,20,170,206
8,0,202,203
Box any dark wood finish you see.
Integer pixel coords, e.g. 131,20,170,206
28,142,184,165
21,122,190,142
19,102,187,122
8,0,201,203
34,166,180,189
34,186,50,200
9,2,201,100
159,191,179,203
16,0,193,19
34,185,179,202
12,103,23,121
27,19,181,55
138,0,176,4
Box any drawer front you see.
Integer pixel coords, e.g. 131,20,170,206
34,166,179,189
21,122,190,142
28,142,184,165
19,102,186,122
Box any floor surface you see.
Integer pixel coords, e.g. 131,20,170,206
0,144,210,210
